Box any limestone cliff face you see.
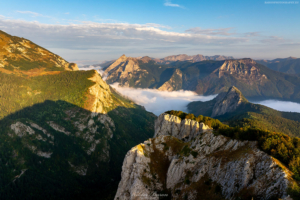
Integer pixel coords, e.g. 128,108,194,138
213,59,267,85
158,69,183,91
0,30,78,72
211,86,247,117
115,113,292,200
103,55,148,86
87,70,114,114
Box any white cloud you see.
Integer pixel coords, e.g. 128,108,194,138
252,100,300,113
0,16,295,60
260,36,287,44
0,18,247,51
110,83,216,116
164,0,185,9
185,27,235,36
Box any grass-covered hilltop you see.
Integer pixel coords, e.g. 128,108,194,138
0,30,156,200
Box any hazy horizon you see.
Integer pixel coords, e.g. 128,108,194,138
1,0,299,61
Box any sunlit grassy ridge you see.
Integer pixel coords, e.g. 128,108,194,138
0,70,95,120
0,30,74,72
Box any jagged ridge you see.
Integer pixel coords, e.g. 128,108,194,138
114,113,293,200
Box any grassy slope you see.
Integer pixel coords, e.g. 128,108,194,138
188,99,300,137
0,71,156,200
0,30,70,72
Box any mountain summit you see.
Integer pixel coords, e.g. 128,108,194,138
211,86,248,117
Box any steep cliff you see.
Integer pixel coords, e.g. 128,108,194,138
103,54,149,87
158,69,183,91
115,113,294,200
212,59,268,85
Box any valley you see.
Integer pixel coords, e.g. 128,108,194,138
1,29,300,200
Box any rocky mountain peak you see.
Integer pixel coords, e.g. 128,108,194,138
140,56,152,63
211,86,247,117
216,58,267,84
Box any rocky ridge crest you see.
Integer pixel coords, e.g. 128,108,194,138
115,113,293,200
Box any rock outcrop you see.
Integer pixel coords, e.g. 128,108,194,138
103,55,148,86
87,70,114,114
213,59,267,85
158,69,183,91
211,86,247,117
115,113,293,200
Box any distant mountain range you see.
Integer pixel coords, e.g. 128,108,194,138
256,57,300,75
103,55,300,102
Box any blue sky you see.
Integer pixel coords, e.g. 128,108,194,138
0,0,299,63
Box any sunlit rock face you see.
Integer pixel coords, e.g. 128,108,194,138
103,55,149,87
115,113,292,200
214,58,268,84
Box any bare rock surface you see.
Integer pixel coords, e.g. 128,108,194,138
115,113,293,200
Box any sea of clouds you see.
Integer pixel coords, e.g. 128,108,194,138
79,66,300,116
252,100,300,113
110,83,217,116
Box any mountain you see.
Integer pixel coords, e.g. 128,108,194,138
158,54,234,63
188,86,300,137
104,55,300,102
0,30,78,73
114,112,300,199
0,31,156,199
256,57,300,75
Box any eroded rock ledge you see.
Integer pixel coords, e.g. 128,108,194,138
114,113,293,200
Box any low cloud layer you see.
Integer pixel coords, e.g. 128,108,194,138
253,100,300,113
110,83,216,116
79,66,300,115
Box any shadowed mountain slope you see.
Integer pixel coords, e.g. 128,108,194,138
188,86,300,137
256,57,300,75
